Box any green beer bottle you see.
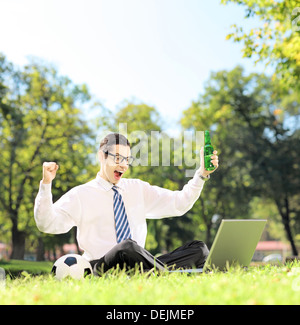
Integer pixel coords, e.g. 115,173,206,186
204,130,215,171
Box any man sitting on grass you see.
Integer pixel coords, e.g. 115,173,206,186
34,133,219,274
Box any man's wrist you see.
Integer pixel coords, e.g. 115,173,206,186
42,179,52,185
198,173,210,181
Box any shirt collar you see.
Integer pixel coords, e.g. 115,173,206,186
95,173,125,192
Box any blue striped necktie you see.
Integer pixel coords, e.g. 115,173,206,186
112,186,132,243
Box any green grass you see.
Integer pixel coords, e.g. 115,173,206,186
0,260,53,278
1,261,300,305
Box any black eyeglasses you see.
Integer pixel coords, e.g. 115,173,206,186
102,150,134,165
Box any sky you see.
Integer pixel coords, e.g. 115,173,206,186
0,0,268,131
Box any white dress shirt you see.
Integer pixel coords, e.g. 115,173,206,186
34,172,206,261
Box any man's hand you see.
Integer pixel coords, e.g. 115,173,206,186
42,162,59,184
199,147,219,178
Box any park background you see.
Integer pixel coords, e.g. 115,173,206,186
0,0,299,262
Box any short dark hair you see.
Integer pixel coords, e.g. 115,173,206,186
99,133,131,153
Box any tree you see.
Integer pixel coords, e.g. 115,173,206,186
181,66,300,255
222,0,300,94
0,54,95,259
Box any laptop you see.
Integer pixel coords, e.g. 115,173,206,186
172,219,267,273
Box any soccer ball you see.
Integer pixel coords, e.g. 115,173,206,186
51,254,93,280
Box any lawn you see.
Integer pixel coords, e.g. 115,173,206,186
0,259,53,278
0,260,300,305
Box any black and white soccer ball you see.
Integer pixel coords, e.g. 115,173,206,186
51,254,93,280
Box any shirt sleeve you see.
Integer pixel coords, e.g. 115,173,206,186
34,181,81,234
143,171,206,219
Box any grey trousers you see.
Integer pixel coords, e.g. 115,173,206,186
91,239,209,274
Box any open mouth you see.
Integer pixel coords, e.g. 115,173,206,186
114,170,124,179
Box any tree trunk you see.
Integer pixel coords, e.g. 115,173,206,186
276,197,298,256
36,237,45,261
206,222,213,248
10,223,26,260
282,218,298,256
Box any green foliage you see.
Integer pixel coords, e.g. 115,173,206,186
0,54,96,258
181,65,300,253
221,0,300,93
